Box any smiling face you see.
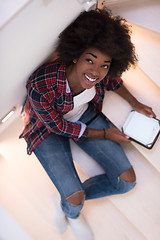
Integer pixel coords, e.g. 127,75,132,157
66,48,112,94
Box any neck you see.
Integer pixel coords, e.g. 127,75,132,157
66,65,84,95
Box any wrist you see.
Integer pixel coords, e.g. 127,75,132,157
103,129,107,139
87,128,106,139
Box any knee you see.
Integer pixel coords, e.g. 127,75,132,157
120,167,136,183
66,190,85,206
118,167,136,193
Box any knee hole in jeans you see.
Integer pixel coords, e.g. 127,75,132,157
66,190,85,206
119,167,136,182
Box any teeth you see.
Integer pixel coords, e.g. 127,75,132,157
85,74,97,82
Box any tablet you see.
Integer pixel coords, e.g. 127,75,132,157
122,111,160,149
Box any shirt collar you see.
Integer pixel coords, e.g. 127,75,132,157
66,79,71,93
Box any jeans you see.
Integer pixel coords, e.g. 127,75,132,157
34,104,136,219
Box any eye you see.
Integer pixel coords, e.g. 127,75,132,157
102,65,109,69
86,58,93,64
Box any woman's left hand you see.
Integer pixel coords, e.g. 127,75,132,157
132,101,156,118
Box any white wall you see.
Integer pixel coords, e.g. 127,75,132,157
0,0,83,134
103,0,160,88
107,0,160,32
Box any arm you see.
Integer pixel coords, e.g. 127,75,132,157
114,84,156,118
28,86,87,139
87,127,130,143
86,84,156,143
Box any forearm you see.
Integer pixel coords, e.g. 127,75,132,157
114,84,156,117
87,127,104,139
114,84,138,108
86,127,130,143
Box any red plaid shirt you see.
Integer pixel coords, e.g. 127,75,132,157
20,60,122,155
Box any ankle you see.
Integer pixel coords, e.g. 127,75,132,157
52,194,68,234
68,214,94,240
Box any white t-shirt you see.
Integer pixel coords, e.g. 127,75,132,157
63,80,96,138
63,86,96,122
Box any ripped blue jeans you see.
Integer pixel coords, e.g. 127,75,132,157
34,104,136,219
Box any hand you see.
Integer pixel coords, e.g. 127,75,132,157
132,101,156,118
105,128,131,143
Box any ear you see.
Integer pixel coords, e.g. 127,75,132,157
73,59,77,64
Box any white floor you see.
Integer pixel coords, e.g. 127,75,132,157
0,110,160,240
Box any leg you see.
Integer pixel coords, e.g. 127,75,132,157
120,166,136,182
34,133,84,219
66,190,85,206
34,133,94,239
75,112,136,200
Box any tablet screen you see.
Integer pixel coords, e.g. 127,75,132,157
122,111,160,146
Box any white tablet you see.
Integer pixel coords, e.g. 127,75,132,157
122,111,160,149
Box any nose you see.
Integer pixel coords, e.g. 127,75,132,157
90,65,100,77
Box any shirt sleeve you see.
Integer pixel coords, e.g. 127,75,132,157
106,76,123,91
75,121,87,138
28,86,88,139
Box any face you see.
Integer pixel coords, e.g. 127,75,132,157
71,48,112,90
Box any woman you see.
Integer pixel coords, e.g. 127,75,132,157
20,8,155,240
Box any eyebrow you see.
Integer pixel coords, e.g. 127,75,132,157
86,52,111,63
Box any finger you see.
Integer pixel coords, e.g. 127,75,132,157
119,132,131,142
146,109,156,118
124,135,131,142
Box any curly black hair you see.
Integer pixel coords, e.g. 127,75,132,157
55,8,138,78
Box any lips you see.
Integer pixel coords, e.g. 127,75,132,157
85,74,97,82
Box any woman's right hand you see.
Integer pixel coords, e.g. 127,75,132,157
87,127,131,143
104,128,131,143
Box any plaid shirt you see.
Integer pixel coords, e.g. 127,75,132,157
20,60,122,155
